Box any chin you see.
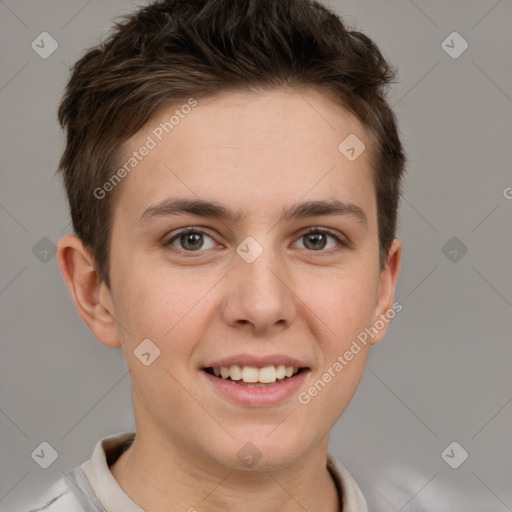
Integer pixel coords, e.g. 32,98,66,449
206,428,311,472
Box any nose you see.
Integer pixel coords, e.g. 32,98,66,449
220,243,298,335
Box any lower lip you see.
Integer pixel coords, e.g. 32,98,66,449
200,369,310,406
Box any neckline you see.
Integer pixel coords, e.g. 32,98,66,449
103,432,343,511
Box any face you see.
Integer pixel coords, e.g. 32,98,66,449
90,88,400,470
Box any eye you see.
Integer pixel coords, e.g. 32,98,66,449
293,228,347,252
165,228,218,253
164,226,348,255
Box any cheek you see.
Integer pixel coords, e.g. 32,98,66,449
298,274,375,419
114,260,208,340
305,267,378,345
112,266,208,394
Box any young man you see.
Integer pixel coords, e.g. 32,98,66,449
26,0,405,510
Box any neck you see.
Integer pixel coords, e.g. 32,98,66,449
109,429,340,512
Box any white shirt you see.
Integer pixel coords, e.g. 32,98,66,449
25,430,368,512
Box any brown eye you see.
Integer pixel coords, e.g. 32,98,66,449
166,228,216,252
294,228,347,252
303,232,329,250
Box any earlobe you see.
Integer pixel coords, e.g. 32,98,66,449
56,235,122,348
369,238,402,345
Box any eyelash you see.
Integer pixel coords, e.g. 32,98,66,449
164,227,349,255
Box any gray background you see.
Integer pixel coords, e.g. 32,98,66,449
1,0,511,510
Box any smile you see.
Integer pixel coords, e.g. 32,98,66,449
204,364,303,386
201,365,310,406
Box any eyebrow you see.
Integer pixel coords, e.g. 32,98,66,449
139,197,367,227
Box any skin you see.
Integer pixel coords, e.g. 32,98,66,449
57,87,401,512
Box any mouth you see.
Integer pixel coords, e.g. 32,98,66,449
202,364,307,387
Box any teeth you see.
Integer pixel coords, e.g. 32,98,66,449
275,364,286,380
258,366,277,383
210,364,300,383
229,364,243,381
242,366,259,383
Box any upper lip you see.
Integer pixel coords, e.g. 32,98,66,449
203,354,310,369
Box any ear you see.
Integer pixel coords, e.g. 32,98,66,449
57,235,121,348
368,238,402,345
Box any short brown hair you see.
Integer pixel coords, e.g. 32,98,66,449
57,0,406,288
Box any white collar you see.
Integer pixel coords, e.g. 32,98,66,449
82,430,367,512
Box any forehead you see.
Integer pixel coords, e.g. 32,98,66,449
112,87,376,227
